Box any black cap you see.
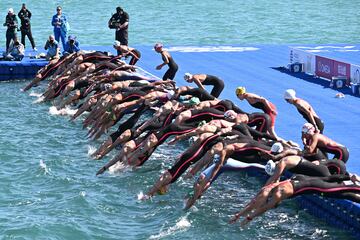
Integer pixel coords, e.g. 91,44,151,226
116,6,123,12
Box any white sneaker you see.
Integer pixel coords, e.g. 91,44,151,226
33,47,38,51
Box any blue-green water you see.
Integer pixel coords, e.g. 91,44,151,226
0,1,359,239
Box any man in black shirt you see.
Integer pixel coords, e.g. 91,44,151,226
108,6,129,54
18,3,36,51
3,8,18,53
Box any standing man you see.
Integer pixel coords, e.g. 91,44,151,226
108,7,129,54
18,3,36,51
51,6,68,50
3,8,18,53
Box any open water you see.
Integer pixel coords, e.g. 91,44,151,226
0,0,359,239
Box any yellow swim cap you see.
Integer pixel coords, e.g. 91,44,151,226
236,87,246,96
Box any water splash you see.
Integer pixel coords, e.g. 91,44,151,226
39,160,50,174
108,161,129,174
87,145,97,157
149,214,191,239
32,95,45,104
48,106,77,116
137,191,150,201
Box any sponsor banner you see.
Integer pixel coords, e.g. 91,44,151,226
351,64,360,84
333,60,350,79
289,48,315,74
315,56,334,79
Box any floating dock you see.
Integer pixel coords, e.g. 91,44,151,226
1,44,360,237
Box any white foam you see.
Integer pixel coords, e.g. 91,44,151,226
108,161,128,174
149,214,191,239
167,46,260,53
39,160,50,174
32,95,45,104
29,92,43,97
87,145,97,156
137,191,150,201
48,106,77,116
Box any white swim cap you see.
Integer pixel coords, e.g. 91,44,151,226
224,110,237,120
271,142,284,153
302,123,315,134
188,136,198,145
166,90,175,100
213,154,221,164
8,8,14,14
284,89,296,100
184,73,192,81
113,41,121,47
265,160,276,175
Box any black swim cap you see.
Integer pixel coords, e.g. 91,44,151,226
116,7,123,13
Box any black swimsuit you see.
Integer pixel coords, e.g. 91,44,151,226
162,53,178,80
201,75,224,98
290,174,360,203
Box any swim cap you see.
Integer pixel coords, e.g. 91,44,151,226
154,43,163,50
198,120,207,127
236,87,246,96
103,83,112,91
284,89,296,100
166,90,175,100
8,8,14,14
184,73,193,81
224,110,237,120
188,136,199,145
189,97,200,105
271,142,284,153
113,40,121,47
157,186,167,195
265,160,276,175
213,154,221,164
302,123,315,134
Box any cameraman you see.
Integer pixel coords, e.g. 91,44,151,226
63,35,80,56
108,6,129,54
18,3,36,51
3,8,18,53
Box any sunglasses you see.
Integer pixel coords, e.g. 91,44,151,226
57,9,61,11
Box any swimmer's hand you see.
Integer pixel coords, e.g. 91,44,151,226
229,213,240,224
156,65,162,70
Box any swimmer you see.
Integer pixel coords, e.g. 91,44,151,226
229,174,360,226
154,43,178,80
284,89,324,133
236,87,279,139
113,41,141,65
302,123,349,162
184,73,224,98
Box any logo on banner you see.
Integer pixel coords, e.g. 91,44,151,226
318,61,331,74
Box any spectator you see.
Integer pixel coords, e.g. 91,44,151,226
4,40,24,61
51,6,68,50
44,35,60,60
108,6,129,54
3,8,19,53
63,35,80,56
18,3,36,51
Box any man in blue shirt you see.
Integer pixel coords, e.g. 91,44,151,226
51,6,68,50
63,35,80,56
